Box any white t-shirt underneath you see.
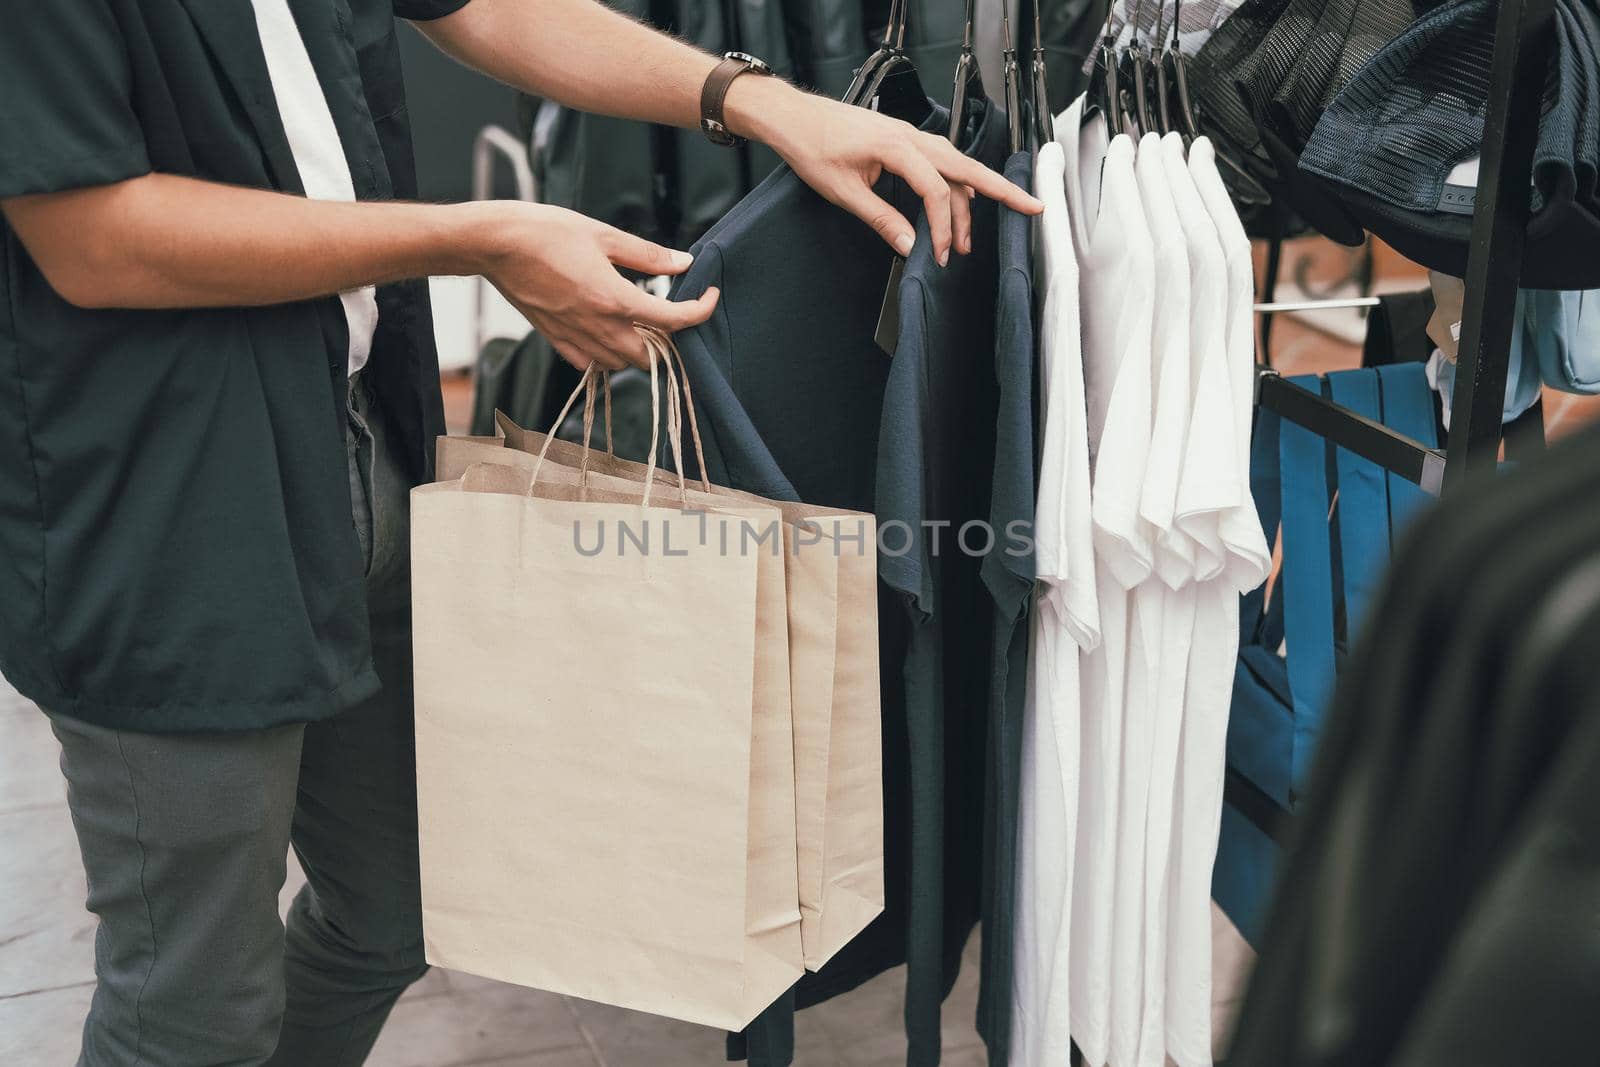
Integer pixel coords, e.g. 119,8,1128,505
1134,132,1239,1067
249,0,380,377
1112,131,1193,1067
1011,137,1101,1067
1163,136,1273,1067
1061,92,1157,1067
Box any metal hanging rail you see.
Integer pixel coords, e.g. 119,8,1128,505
1231,0,1559,842
1252,297,1380,313
1257,370,1448,494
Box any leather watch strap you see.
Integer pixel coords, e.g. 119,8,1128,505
700,53,771,147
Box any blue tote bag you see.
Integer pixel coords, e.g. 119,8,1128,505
1213,364,1439,944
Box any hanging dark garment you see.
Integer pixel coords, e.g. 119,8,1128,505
1190,0,1296,161
972,149,1040,1067
529,0,663,242
784,0,872,95
873,101,1008,1067
530,0,794,248
1359,289,1437,369
652,95,998,1062
668,0,797,246
469,335,557,437
900,0,970,98
663,95,1006,1067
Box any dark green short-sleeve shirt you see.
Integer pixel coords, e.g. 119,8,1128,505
0,0,466,732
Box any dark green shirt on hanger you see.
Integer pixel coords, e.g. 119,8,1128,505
0,0,463,733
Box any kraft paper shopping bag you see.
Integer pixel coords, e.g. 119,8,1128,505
433,333,884,968
412,345,803,1027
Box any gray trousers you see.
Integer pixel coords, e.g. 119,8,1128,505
49,375,426,1067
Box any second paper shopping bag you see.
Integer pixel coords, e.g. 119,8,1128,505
434,334,885,969
412,355,804,1030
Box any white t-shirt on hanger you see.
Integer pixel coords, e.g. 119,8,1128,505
1060,92,1157,1067
1191,138,1272,594
1010,136,1101,1067
1133,131,1239,1067
1162,136,1273,1067
1166,133,1238,581
1110,131,1193,1067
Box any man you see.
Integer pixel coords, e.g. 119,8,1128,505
0,2,1038,1064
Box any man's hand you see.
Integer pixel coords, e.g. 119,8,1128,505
728,80,1043,266
483,203,717,371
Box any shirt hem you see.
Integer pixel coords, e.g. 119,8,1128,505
0,142,151,199
6,663,385,735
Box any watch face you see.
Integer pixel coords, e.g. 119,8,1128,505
701,118,739,147
724,51,773,75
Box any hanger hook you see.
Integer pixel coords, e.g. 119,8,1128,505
1001,2,1023,153
1099,0,1120,43
877,0,904,49
1153,0,1172,55
1032,0,1052,148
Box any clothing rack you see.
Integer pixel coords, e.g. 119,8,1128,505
1225,0,1556,844
1254,0,1556,496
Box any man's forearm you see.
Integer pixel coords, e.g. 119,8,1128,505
418,0,803,149
2,174,503,310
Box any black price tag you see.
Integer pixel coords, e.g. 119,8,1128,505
875,256,906,357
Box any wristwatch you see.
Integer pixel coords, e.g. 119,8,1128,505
700,52,774,147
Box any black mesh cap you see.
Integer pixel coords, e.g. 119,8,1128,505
1301,0,1598,225
1188,0,1417,238
1264,0,1419,148
1192,0,1298,153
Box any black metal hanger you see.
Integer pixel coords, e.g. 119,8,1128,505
1162,0,1200,141
1002,5,1025,153
1153,0,1175,135
948,0,985,144
1122,0,1159,136
1029,0,1053,148
1086,0,1124,135
847,0,934,126
843,0,902,105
